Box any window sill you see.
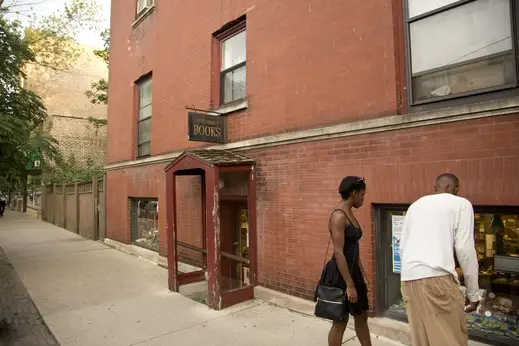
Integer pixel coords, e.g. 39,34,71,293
216,99,248,115
132,5,156,28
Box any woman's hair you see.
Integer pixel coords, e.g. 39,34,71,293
338,176,366,200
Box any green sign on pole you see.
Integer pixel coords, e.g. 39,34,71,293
26,150,43,171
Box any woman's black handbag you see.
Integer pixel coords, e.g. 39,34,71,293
313,235,347,322
314,210,358,322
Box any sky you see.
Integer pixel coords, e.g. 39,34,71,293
5,0,111,48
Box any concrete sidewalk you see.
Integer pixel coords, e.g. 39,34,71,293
0,212,401,346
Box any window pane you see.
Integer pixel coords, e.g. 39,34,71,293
131,199,159,251
137,142,151,157
222,31,246,70
223,65,246,104
139,104,152,120
139,79,152,108
412,53,515,101
138,118,151,144
408,0,460,18
410,0,512,74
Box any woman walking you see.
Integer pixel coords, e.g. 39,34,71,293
320,176,372,346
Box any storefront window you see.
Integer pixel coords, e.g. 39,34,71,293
131,198,159,251
383,209,519,344
466,212,519,340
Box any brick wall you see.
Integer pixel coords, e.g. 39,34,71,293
106,165,204,262
46,116,107,166
25,44,108,166
106,114,519,306
107,0,398,164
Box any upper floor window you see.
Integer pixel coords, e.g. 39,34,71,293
137,78,152,157
405,0,517,105
137,0,155,17
220,29,246,105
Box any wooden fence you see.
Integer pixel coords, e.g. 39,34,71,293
42,176,106,241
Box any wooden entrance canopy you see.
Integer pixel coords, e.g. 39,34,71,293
164,149,257,310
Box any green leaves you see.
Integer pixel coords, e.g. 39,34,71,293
86,28,109,105
85,77,108,105
1,1,105,191
24,0,102,70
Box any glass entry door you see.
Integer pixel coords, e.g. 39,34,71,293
376,207,408,321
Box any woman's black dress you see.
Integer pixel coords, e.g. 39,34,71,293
319,211,369,317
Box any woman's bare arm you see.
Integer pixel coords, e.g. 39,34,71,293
330,211,354,286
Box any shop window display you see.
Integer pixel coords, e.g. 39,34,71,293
462,213,519,340
131,199,159,251
386,211,519,344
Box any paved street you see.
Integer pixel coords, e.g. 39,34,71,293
0,212,402,346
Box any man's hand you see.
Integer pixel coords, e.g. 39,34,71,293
465,300,479,313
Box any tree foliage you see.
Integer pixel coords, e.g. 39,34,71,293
85,28,108,105
14,0,102,70
0,1,104,192
0,11,60,192
48,154,103,184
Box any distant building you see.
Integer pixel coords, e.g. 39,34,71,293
25,43,108,167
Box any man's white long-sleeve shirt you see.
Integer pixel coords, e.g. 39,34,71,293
400,193,480,303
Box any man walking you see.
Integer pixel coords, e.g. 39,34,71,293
400,173,479,346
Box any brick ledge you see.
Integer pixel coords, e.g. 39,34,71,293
105,96,519,171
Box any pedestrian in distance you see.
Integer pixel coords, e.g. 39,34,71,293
0,192,7,218
400,173,479,346
317,176,372,346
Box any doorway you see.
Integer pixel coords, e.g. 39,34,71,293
375,205,408,321
165,149,256,310
220,200,250,291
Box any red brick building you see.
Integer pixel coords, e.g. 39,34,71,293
106,1,519,343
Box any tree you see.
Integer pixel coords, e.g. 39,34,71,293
0,11,60,200
0,0,104,206
6,0,103,71
85,28,108,105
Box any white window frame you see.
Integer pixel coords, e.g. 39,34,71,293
137,78,152,157
137,0,155,16
404,0,519,107
219,26,247,106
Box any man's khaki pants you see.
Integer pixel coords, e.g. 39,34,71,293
401,275,468,346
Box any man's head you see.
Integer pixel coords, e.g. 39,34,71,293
434,173,459,195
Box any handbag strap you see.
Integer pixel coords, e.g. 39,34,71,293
323,209,359,277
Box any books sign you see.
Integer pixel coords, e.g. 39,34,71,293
188,112,226,144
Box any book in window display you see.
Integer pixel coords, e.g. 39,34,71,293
460,213,519,340
134,200,159,251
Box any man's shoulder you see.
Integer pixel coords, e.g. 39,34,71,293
409,194,472,209
455,196,473,210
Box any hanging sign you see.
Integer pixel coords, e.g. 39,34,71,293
392,214,404,274
188,112,227,144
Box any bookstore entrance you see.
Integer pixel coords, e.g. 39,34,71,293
165,149,257,310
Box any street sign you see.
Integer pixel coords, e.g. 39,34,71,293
26,151,43,171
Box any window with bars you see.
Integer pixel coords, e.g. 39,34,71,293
404,0,518,105
220,28,246,105
137,78,152,157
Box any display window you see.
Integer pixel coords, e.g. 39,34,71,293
378,207,518,345
463,212,519,340
130,198,159,251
